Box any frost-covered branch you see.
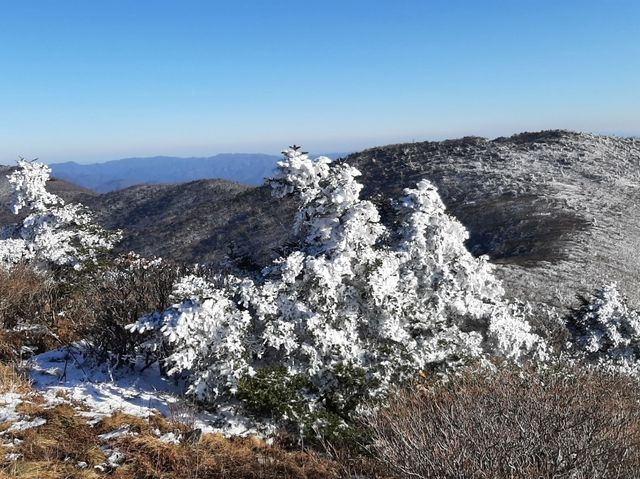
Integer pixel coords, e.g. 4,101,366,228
568,283,640,366
0,159,121,270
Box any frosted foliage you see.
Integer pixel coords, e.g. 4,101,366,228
270,146,384,254
376,179,540,364
572,284,640,363
130,146,546,430
130,275,253,401
8,160,61,214
0,159,120,270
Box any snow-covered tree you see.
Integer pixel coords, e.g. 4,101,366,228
129,146,546,437
0,159,120,271
568,283,640,365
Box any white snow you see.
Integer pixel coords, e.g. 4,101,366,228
29,346,182,420
25,345,259,436
4,417,47,433
158,431,181,444
0,393,24,423
97,426,136,441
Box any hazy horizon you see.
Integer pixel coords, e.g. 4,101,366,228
1,0,638,164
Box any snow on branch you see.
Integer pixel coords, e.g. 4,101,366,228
0,159,121,270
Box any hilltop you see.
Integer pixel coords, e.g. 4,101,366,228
2,131,639,309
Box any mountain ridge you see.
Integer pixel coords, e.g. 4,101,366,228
47,152,349,193
1,130,639,311
48,153,282,192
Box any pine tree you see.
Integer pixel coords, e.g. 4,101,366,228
0,159,120,271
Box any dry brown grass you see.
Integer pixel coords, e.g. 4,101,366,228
112,433,342,479
0,265,55,330
367,364,640,479
0,402,369,479
14,399,45,417
94,409,185,438
10,404,106,466
0,460,103,479
0,363,31,395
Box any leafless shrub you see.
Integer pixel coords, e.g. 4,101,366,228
367,364,640,479
0,265,56,330
0,265,65,359
75,253,185,363
0,254,186,362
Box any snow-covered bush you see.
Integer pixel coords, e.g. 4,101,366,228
568,283,640,366
0,159,120,271
129,146,546,438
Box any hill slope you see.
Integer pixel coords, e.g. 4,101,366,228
345,131,640,308
81,179,295,264
2,131,639,310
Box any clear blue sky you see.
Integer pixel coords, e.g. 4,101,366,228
1,0,638,163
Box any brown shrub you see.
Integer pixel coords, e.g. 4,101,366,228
0,265,54,331
367,365,640,479
0,266,60,359
0,254,185,362
0,264,70,360
71,253,183,363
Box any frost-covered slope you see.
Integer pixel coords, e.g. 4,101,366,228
345,131,640,308
2,131,639,310
82,179,296,262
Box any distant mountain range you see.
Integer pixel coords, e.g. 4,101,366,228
48,154,280,192
48,152,347,193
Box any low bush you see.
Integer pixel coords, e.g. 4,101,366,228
0,265,67,360
0,252,184,363
367,364,640,479
566,283,640,365
0,265,55,331
75,253,184,363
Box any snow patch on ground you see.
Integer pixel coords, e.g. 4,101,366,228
0,393,24,424
30,347,180,419
25,345,259,437
98,426,137,441
4,417,47,433
0,392,48,445
158,431,181,444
